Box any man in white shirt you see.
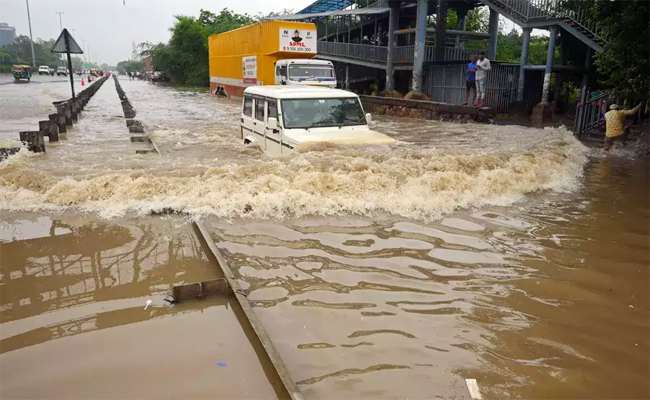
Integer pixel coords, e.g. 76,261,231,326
475,50,491,107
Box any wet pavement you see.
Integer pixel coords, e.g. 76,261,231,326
0,77,648,399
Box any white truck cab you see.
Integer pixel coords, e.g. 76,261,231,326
274,59,336,88
241,86,395,157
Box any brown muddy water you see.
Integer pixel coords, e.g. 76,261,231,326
0,78,648,399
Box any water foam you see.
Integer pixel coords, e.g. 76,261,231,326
0,126,588,220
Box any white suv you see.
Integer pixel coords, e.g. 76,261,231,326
38,65,50,75
56,67,68,76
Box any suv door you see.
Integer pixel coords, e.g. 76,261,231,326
241,95,257,145
253,96,273,154
265,99,286,155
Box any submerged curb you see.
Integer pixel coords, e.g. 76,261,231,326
112,75,160,156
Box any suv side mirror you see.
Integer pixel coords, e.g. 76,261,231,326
365,113,372,124
268,117,278,129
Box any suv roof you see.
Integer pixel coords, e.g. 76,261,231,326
244,86,356,100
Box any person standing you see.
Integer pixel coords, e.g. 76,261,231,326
464,54,477,106
475,50,491,107
603,103,643,151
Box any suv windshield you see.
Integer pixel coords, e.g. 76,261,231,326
288,64,334,81
281,98,367,129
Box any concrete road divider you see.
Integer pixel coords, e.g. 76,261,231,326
8,75,110,155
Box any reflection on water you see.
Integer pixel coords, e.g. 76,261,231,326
0,214,280,399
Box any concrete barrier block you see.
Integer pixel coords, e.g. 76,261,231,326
19,131,45,152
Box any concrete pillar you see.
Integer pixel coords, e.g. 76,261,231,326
487,9,499,59
541,25,557,103
517,27,531,102
435,0,447,61
553,32,565,106
345,64,350,90
412,0,428,93
386,1,400,91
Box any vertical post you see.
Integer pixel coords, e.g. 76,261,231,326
336,16,339,42
347,15,351,56
326,0,329,40
360,16,363,43
575,48,592,135
517,27,531,102
345,64,350,90
487,9,499,59
374,15,378,44
456,10,467,47
434,0,447,61
412,0,428,93
553,32,565,107
64,34,75,100
25,0,36,67
541,25,557,103
386,1,400,91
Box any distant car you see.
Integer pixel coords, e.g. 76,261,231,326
56,66,68,76
38,65,50,75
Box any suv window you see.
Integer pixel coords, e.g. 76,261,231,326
243,96,252,117
267,100,277,120
255,98,265,121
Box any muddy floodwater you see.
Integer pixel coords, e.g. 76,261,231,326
1,77,648,399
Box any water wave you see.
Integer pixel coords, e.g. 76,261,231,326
0,126,587,220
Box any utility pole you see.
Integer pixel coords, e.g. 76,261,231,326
25,0,36,67
82,39,86,64
55,11,64,31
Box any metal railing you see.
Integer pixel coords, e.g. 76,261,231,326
318,41,388,63
489,0,600,40
318,41,486,63
574,90,610,136
425,63,521,112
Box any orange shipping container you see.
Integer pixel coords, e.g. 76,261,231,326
209,20,318,99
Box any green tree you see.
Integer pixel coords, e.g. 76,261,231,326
582,0,649,99
146,8,257,86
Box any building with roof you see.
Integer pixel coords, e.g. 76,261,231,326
273,0,601,116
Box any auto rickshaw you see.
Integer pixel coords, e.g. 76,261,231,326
90,68,99,77
12,65,31,82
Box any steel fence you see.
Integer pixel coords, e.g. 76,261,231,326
425,63,523,112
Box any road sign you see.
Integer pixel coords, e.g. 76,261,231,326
51,29,83,54
51,29,84,99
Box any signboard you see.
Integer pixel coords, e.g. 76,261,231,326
51,29,83,54
242,56,257,84
279,28,316,53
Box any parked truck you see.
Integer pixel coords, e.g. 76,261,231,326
208,20,336,99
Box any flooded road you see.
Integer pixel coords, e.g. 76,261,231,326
1,78,648,399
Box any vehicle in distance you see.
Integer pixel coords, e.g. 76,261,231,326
241,86,394,157
56,66,68,76
38,65,51,75
12,65,31,82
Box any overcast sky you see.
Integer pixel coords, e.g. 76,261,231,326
0,0,311,65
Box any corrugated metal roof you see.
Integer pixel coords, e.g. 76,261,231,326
298,0,351,14
270,7,390,21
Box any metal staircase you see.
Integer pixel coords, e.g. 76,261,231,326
480,0,603,51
